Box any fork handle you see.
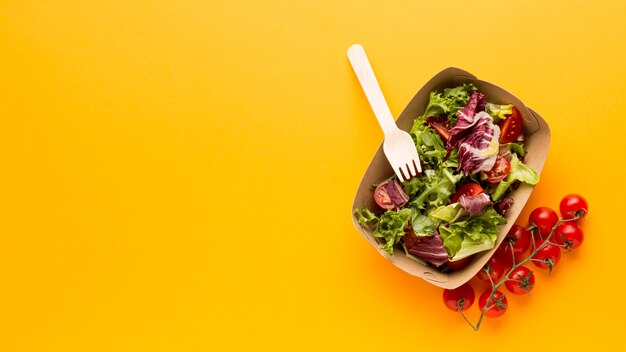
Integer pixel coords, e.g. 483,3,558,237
348,44,397,137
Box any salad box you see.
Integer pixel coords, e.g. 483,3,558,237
351,67,550,289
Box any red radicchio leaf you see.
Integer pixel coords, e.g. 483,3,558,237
459,193,492,216
455,112,500,174
494,197,514,215
446,92,501,174
384,178,409,208
447,91,486,151
404,227,449,267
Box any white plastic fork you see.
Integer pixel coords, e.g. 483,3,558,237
348,44,422,182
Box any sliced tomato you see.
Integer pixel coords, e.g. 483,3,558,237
450,183,484,203
373,181,394,209
498,106,523,143
485,156,511,183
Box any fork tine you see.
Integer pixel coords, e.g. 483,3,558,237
413,159,422,174
397,167,408,182
407,162,417,178
402,165,411,180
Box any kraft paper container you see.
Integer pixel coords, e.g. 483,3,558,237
351,67,550,289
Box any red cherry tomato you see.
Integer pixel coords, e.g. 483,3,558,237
505,266,535,295
373,181,394,210
533,244,561,271
560,194,589,219
475,256,505,284
500,225,531,262
443,283,475,312
529,207,559,241
451,183,484,203
494,245,513,272
485,156,511,183
478,290,508,318
553,222,584,250
498,106,523,143
445,256,474,271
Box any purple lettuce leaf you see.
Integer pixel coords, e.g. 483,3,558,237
447,91,486,150
385,178,410,208
445,91,501,174
456,112,500,174
494,197,514,215
459,193,492,216
406,230,449,267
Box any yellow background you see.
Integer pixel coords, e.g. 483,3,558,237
1,0,623,350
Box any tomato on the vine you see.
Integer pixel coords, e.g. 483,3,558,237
529,207,559,241
553,222,584,250
443,283,475,312
485,156,511,183
500,225,531,262
498,106,523,143
533,243,561,272
478,290,508,318
505,266,535,295
451,183,484,203
560,194,589,220
475,256,506,284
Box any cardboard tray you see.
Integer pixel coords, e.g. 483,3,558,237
351,67,550,289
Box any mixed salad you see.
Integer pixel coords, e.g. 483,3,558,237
354,84,539,269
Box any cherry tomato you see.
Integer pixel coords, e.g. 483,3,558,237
553,222,584,250
478,290,508,318
560,194,589,219
485,156,511,183
475,256,506,284
451,183,484,203
500,225,531,262
498,106,523,143
529,207,559,241
373,181,394,210
505,266,535,295
494,245,513,272
443,283,475,312
445,256,474,271
533,244,561,271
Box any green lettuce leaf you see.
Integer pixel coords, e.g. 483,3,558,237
509,142,527,157
486,103,514,123
408,84,474,168
405,167,460,211
422,84,477,120
492,154,540,201
429,203,464,224
373,209,411,255
438,208,506,259
411,213,436,237
354,207,379,229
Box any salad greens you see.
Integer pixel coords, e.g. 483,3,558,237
438,208,506,260
422,84,477,122
486,102,514,122
355,83,540,267
492,154,540,201
372,209,411,254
